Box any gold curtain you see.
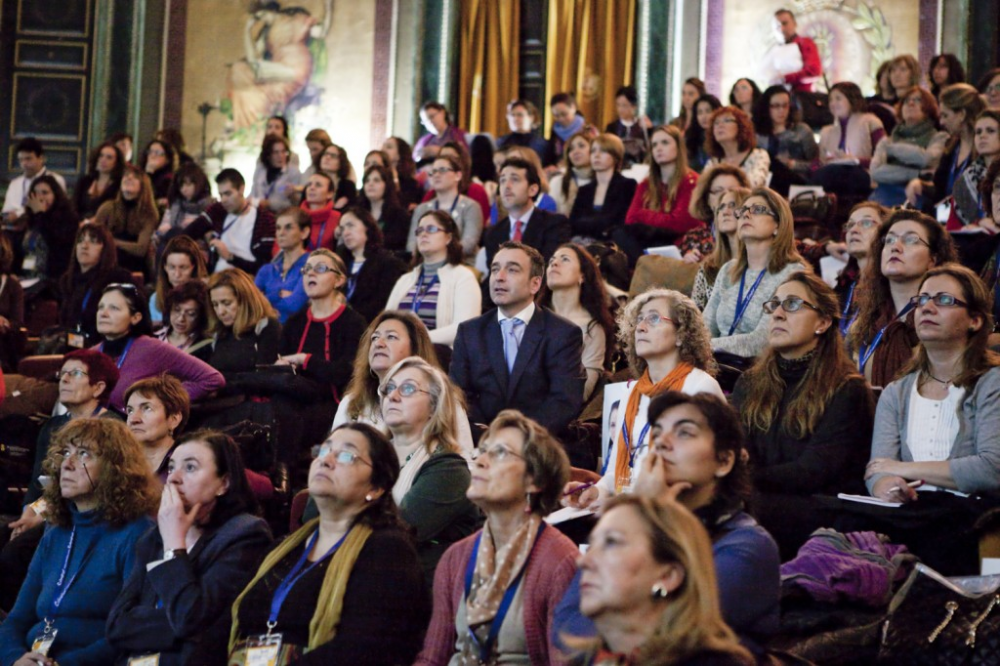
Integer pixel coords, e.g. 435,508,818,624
457,1,521,138
544,0,636,135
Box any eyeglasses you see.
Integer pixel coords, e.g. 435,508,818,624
985,84,1000,94
845,217,878,231
714,200,738,214
313,444,372,466
54,447,97,463
428,167,455,176
762,296,823,314
884,233,930,248
472,444,525,463
105,283,139,292
302,263,342,275
635,312,674,327
380,380,431,399
909,293,969,308
736,204,777,219
414,224,444,236
56,369,89,380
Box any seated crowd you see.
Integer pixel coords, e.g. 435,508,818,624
1,11,1000,663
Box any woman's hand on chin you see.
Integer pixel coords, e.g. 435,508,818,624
634,453,692,503
158,483,200,551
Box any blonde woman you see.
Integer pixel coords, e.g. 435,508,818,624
568,134,637,242
691,187,752,310
205,268,280,380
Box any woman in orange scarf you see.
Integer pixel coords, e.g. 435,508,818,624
564,288,724,508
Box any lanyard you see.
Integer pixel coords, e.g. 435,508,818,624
99,337,136,369
80,288,94,313
268,527,351,630
434,196,460,216
858,302,915,372
409,270,440,313
839,282,857,336
947,149,971,196
463,523,546,663
46,525,98,625
311,220,328,251
729,269,766,336
621,419,651,470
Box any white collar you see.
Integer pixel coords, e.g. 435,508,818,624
497,301,536,326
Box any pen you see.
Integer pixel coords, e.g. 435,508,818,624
888,479,924,495
563,481,596,497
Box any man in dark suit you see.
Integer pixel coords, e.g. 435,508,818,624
483,157,571,267
451,241,585,438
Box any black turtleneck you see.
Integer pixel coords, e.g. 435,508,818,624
731,354,874,495
100,334,132,359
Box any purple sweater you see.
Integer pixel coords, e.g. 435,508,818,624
92,336,225,412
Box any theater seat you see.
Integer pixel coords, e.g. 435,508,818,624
24,300,59,337
289,489,310,532
17,354,64,380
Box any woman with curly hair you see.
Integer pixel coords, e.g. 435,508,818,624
704,106,771,188
733,271,875,557
564,288,723,508
0,418,157,666
539,243,614,401
16,173,79,283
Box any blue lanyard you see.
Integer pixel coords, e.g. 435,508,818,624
46,525,98,623
346,261,362,301
311,220,328,251
80,288,94,313
409,270,440,313
434,196,460,216
463,523,545,663
839,282,857,336
622,419,651,470
729,269,766,336
858,302,915,372
947,149,971,195
99,336,136,369
268,527,351,627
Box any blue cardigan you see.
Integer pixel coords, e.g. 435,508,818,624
0,507,153,666
255,251,309,324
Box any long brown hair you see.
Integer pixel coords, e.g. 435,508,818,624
60,223,119,292
849,210,958,350
739,272,866,438
687,163,750,222
559,130,595,199
642,125,692,214
703,187,751,275
728,187,805,281
903,263,1000,390
344,311,441,421
154,235,208,314
112,165,159,226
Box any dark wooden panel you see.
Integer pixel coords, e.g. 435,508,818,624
518,0,547,113
17,0,90,36
15,41,88,70
11,73,86,140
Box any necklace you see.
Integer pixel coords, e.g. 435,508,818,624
925,371,953,385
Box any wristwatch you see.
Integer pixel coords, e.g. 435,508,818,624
163,548,187,561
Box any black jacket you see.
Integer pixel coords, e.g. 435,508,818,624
483,208,572,268
569,172,637,239
336,246,407,323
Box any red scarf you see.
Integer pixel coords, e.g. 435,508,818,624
300,200,341,250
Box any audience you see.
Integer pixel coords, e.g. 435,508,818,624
107,430,271,666
358,164,410,253
497,98,548,161
687,94,723,172
335,206,406,323
606,85,651,167
682,163,750,266
298,172,341,250
451,242,585,439
980,67,1000,110
157,281,214,360
569,133,637,243
705,106,771,188
0,235,23,370
415,101,467,160
928,53,966,98
316,142,357,210
139,139,177,208
619,125,702,263
836,201,888,332
155,161,214,247
379,357,481,584
545,92,588,168
382,136,424,209
150,234,207,326
254,206,310,323
864,263,1000,573
123,375,190,480
1,138,66,223
952,109,1000,228
407,155,484,261
251,135,301,213
729,78,761,117
547,130,594,215
0,418,157,666
301,128,333,179
848,210,957,387
753,85,818,193
670,77,707,131
389,210,482,346
206,268,281,387
733,271,875,557
692,187,751,310
228,423,429,664
703,187,807,360
94,164,159,276
16,173,78,283
416,410,576,665
74,141,124,222
565,289,723,506
539,243,614,402
814,82,886,197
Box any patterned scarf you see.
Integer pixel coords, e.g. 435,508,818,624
465,513,542,626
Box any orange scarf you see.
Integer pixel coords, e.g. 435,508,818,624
614,363,694,492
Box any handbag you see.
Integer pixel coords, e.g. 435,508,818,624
878,563,1000,664
790,190,836,227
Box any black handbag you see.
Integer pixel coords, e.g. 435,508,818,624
878,563,1000,664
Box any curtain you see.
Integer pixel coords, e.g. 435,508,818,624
544,0,636,135
457,0,521,138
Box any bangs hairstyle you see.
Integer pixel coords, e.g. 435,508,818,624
206,268,277,338
895,86,939,124
592,133,626,171
115,165,159,223
482,410,570,517
928,54,966,96
617,288,717,378
571,496,751,665
360,164,403,211
124,374,191,434
647,391,752,509
344,310,441,421
327,423,405,530
167,162,211,204
538,243,615,367
643,125,691,214
380,356,464,456
102,282,152,337
889,54,922,90
905,263,1000,389
754,86,801,136
155,234,208,314
413,210,464,267
729,187,805,281
63,348,121,403
42,418,158,528
829,81,868,114
141,140,178,173
173,429,260,529
704,186,752,274
164,280,210,334
688,163,750,221
339,206,384,253
740,272,868,438
850,210,957,350
705,106,756,157
559,130,595,199
62,223,118,290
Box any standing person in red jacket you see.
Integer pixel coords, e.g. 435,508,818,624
775,9,822,93
617,125,701,265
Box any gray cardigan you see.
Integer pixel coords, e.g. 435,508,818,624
867,367,1000,496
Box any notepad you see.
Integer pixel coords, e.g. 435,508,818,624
837,493,903,508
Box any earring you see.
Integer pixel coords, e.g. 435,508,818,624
651,582,669,600
524,492,533,514
365,493,373,502
815,330,822,335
